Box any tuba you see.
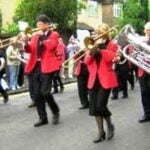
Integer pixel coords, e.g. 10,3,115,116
115,24,150,74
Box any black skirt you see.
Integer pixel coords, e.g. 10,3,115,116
89,78,111,117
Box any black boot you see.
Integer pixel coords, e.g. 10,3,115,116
2,91,9,104
104,117,115,140
93,131,106,143
28,101,36,108
52,113,60,125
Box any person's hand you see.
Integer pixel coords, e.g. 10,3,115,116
36,30,44,36
112,50,122,63
10,37,18,44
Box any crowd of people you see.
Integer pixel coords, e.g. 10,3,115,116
1,14,150,144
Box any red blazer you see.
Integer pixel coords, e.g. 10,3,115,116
24,31,60,74
75,60,83,76
75,58,87,76
84,41,118,89
55,42,66,68
138,68,145,78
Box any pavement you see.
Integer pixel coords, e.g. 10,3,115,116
1,81,150,150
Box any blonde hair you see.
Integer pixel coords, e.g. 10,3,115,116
95,23,111,40
144,22,150,30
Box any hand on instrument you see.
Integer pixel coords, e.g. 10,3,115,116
112,50,122,63
10,37,18,43
89,44,99,56
36,30,44,36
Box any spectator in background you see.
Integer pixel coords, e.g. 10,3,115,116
66,35,80,78
6,41,22,91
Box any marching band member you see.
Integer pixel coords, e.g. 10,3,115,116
74,51,89,109
24,14,60,127
52,37,65,93
138,22,150,123
84,23,118,143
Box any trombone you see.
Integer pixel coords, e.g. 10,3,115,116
0,24,57,49
62,25,118,69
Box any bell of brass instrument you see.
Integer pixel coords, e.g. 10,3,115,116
62,25,118,69
115,24,150,74
0,24,58,49
24,23,58,38
84,25,118,52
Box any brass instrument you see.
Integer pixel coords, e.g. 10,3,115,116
62,25,118,69
115,24,150,74
84,25,118,51
0,24,57,49
24,23,58,38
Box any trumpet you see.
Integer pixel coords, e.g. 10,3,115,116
0,24,58,49
62,25,118,69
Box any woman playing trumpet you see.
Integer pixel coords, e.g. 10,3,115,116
84,23,119,143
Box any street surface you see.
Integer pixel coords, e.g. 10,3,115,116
0,82,150,150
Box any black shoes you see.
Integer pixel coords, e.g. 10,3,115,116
139,116,150,123
93,131,106,143
3,93,9,104
34,113,60,127
3,98,9,104
111,96,118,100
60,87,64,93
107,124,115,140
34,119,48,127
79,105,89,110
52,90,59,94
28,102,36,108
122,95,128,99
52,87,64,94
52,113,60,125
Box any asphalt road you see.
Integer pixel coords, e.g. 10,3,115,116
0,82,150,150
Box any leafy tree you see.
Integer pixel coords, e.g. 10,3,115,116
117,0,146,34
13,0,78,33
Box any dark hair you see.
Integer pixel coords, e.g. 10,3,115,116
36,14,50,23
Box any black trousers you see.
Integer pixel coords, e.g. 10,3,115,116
0,82,8,100
52,70,64,91
28,74,35,101
139,74,150,117
31,63,59,120
77,73,89,107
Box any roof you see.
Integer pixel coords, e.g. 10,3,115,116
77,22,94,31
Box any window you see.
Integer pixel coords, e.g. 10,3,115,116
113,3,122,17
87,0,98,17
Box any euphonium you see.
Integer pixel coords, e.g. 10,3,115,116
114,24,150,74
